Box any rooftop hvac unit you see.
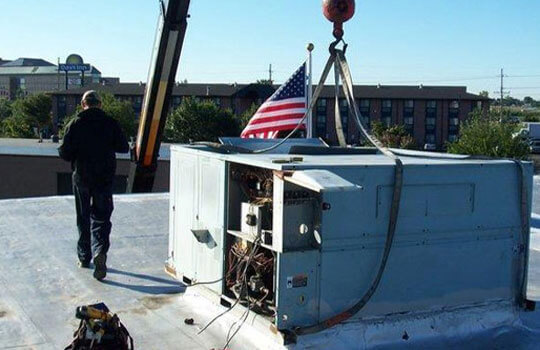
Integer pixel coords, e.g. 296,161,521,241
166,138,533,343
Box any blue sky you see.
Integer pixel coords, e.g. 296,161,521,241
2,0,540,98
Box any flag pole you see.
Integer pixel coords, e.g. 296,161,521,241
306,43,314,138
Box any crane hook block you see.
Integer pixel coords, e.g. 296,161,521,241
322,0,355,39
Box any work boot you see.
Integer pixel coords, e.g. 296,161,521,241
93,253,107,281
78,260,90,268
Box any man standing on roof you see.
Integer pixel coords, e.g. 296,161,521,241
58,90,129,281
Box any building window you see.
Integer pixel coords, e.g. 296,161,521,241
382,100,392,126
57,96,67,126
448,134,458,143
403,100,414,134
19,77,26,90
132,96,143,117
213,97,221,107
316,98,327,138
171,96,182,109
359,99,370,128
425,100,437,144
472,100,482,111
339,98,349,140
448,100,460,141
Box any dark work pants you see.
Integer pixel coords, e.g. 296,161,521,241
73,181,114,263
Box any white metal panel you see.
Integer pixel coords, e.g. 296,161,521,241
173,151,198,279
193,156,227,294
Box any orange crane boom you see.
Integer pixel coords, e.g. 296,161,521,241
128,0,191,192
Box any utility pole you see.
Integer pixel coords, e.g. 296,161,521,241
268,64,273,85
493,68,508,121
500,68,504,120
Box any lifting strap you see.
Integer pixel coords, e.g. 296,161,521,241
334,63,347,147
254,40,405,335
294,46,404,336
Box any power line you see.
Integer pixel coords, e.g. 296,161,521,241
355,75,497,84
507,74,540,78
507,87,540,90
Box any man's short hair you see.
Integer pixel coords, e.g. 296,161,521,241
82,90,101,107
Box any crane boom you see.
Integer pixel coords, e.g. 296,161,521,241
128,0,191,193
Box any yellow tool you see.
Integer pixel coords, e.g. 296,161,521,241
75,305,112,321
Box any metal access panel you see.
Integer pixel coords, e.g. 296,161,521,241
315,163,532,320
169,147,227,294
275,250,320,329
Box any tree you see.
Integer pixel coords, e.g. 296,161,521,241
164,97,241,143
0,114,34,138
0,98,12,122
100,92,137,137
256,79,273,85
479,91,489,98
58,113,76,138
371,121,417,149
59,92,137,139
502,95,521,107
524,96,535,105
14,93,52,141
237,103,260,130
447,110,529,159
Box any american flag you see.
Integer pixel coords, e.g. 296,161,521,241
241,63,307,139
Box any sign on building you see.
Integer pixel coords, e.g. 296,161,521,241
59,54,91,89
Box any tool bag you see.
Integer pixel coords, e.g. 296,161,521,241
65,303,134,350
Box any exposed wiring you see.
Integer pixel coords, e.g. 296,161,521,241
223,274,251,350
198,237,262,335
223,281,270,350
185,246,250,288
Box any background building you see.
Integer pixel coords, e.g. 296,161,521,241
51,83,489,150
0,56,109,100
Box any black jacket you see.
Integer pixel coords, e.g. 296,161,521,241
58,108,129,188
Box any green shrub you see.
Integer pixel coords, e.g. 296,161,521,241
164,97,241,143
447,111,529,159
371,121,417,149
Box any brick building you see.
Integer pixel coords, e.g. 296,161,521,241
50,83,489,150
50,82,276,127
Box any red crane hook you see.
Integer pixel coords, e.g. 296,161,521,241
322,0,355,40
